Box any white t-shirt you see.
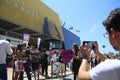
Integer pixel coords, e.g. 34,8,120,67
90,59,120,80
0,40,13,64
51,54,57,62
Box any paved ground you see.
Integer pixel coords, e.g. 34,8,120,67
8,66,73,80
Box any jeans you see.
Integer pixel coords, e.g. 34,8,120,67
19,63,31,80
0,64,7,80
42,63,48,76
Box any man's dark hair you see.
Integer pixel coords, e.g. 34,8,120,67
103,8,120,32
5,39,11,42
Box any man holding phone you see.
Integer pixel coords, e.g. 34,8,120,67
78,8,120,80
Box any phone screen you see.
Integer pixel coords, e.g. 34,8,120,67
83,41,95,49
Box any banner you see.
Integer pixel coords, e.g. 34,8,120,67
37,37,41,48
23,33,30,46
0,35,22,47
61,49,74,63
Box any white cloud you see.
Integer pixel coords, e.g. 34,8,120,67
90,24,97,33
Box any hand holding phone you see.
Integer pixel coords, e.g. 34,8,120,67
83,41,96,50
79,46,90,61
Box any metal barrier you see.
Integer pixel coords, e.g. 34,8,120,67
51,61,66,77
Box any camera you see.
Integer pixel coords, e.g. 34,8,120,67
83,41,96,49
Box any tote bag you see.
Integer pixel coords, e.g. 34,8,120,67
15,60,24,71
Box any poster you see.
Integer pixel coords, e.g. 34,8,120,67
61,49,74,63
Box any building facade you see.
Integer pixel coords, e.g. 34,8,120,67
0,0,64,47
62,27,81,49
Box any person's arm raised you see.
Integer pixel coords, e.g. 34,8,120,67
78,58,91,80
93,42,107,61
78,46,91,80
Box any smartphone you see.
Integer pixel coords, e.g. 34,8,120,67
83,41,96,49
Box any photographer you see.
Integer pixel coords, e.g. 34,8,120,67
78,8,120,80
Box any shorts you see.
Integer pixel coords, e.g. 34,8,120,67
58,62,65,71
32,62,39,71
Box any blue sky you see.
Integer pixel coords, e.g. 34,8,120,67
41,0,120,54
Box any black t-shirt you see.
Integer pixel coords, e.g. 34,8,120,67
22,49,31,58
22,49,31,65
58,55,63,63
31,52,39,63
41,52,48,64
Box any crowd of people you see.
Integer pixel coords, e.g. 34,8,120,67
0,8,120,80
10,43,49,80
